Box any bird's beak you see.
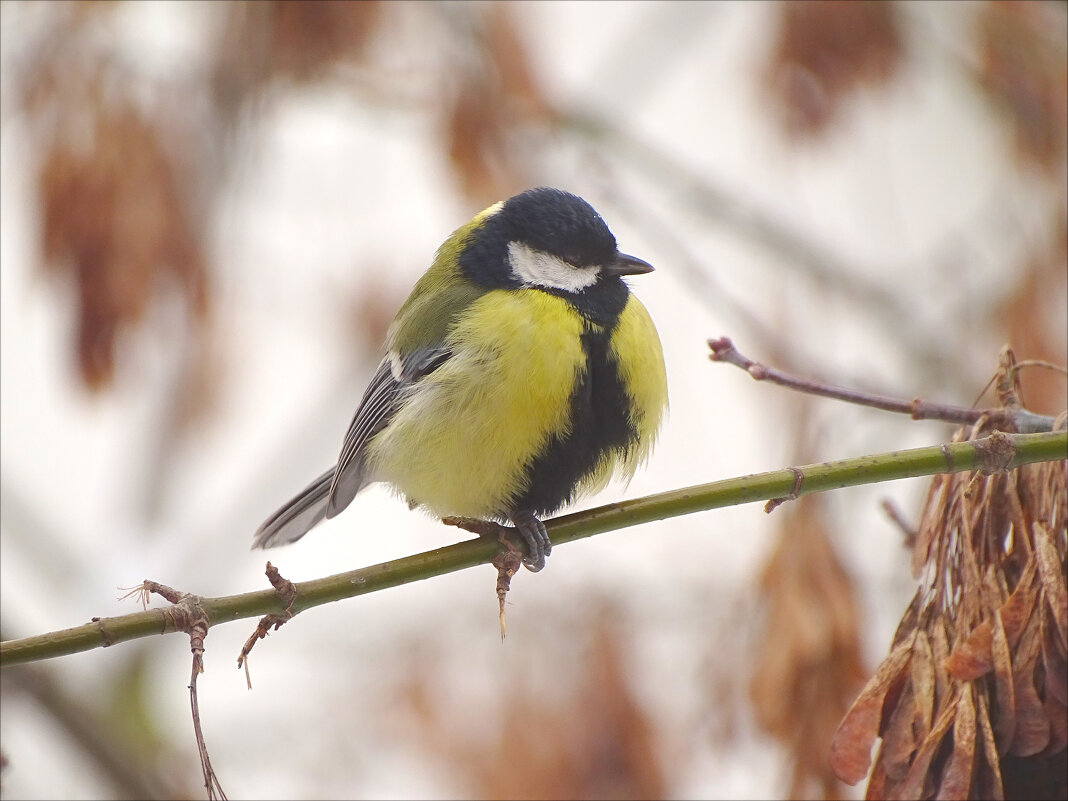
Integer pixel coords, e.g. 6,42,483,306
603,252,654,277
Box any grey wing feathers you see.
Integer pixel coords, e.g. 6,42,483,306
325,347,452,518
254,347,452,549
324,358,401,517
252,467,335,548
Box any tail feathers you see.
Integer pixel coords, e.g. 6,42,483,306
326,460,366,519
253,467,335,549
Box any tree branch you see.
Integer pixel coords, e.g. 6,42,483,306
2,430,1064,669
709,337,1060,433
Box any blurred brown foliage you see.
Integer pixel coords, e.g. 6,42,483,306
995,200,1068,420
766,0,903,137
6,2,1067,797
389,604,664,801
444,3,556,206
977,1,1068,176
16,1,556,396
831,359,1067,799
213,0,381,105
37,98,208,390
750,494,868,800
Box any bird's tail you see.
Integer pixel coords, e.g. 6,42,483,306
253,467,336,549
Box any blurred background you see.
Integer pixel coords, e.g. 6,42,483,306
1,1,1065,799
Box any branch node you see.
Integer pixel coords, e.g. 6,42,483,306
236,563,299,687
443,515,544,572
492,549,522,641
941,443,956,473
444,517,527,638
90,617,114,648
973,430,1017,476
765,467,805,513
129,580,224,797
264,561,297,612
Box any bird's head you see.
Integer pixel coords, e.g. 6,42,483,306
459,188,653,315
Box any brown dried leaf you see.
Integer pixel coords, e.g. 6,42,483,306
910,630,936,742
996,220,1068,416
37,100,209,391
1044,692,1068,756
1010,677,1051,758
990,609,1017,755
1000,556,1038,649
958,501,987,627
766,0,903,137
1042,606,1068,708
981,563,1010,621
750,497,867,798
891,589,923,648
446,75,512,206
931,619,952,715
443,4,551,205
1009,609,1050,756
864,753,890,801
945,619,994,680
938,686,977,801
912,475,947,578
1033,522,1068,643
482,3,554,122
270,0,380,81
977,0,1068,174
880,679,918,782
830,639,912,785
897,692,959,801
868,389,1065,800
388,602,665,801
974,692,1006,801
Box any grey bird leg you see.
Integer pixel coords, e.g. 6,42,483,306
509,510,552,573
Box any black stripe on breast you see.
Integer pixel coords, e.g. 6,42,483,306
511,324,637,517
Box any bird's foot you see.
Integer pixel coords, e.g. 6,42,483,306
508,511,551,573
442,513,551,573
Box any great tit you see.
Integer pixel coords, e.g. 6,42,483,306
254,187,667,571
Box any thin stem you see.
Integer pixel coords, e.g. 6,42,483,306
1,430,1064,668
708,337,1060,433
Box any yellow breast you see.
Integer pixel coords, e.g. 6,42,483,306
365,289,586,518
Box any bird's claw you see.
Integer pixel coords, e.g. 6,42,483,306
510,511,551,573
442,513,551,572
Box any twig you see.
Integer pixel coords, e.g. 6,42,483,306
140,582,227,801
764,467,804,513
442,517,525,640
237,562,297,689
188,627,226,800
564,111,956,376
708,337,1060,433
2,430,1065,668
880,498,918,550
492,550,522,641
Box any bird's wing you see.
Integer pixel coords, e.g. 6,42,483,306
325,347,452,518
252,467,335,548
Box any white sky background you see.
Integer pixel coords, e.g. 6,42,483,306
2,2,1065,799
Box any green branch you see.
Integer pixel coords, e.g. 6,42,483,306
2,430,1064,668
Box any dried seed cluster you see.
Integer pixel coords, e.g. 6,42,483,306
832,421,1067,800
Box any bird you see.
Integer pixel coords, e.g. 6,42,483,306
253,187,667,572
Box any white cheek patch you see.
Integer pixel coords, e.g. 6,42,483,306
508,241,600,292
